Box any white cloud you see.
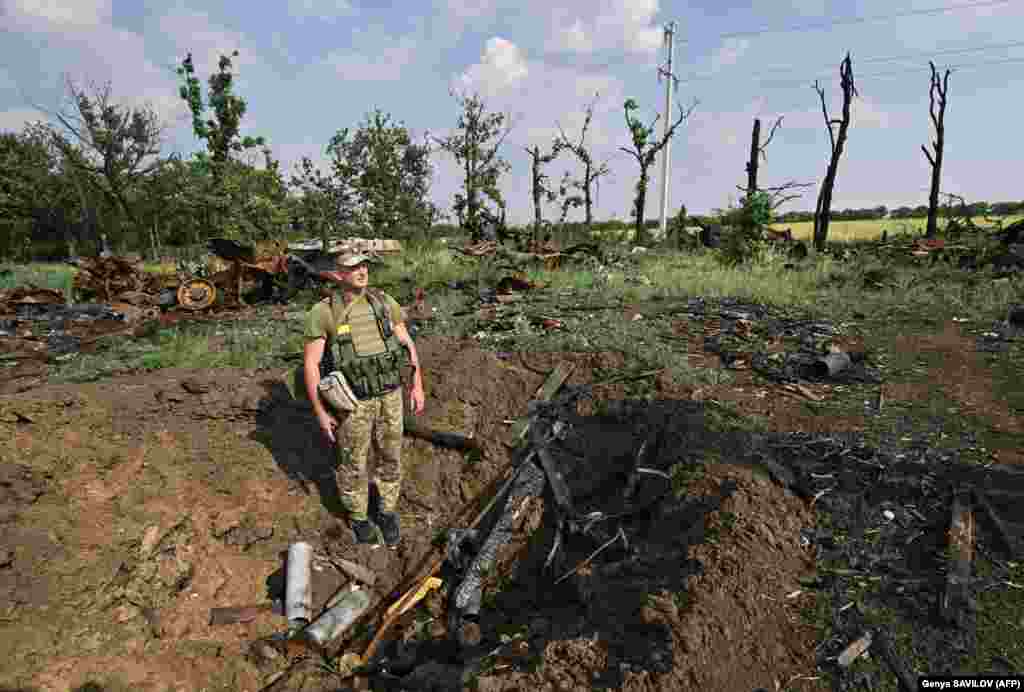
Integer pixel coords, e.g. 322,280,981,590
711,38,749,73
785,95,897,132
287,0,353,21
158,8,259,76
850,97,890,129
544,0,663,55
455,37,529,98
322,35,418,81
5,0,111,26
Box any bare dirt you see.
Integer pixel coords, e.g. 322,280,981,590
1,303,1022,692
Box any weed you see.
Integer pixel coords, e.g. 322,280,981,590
669,461,706,498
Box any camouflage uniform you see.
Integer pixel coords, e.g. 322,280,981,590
304,289,407,520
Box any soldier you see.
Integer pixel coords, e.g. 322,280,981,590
303,250,426,546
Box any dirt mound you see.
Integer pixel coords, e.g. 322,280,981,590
433,399,819,692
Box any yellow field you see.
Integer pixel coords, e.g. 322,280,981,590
769,215,1022,243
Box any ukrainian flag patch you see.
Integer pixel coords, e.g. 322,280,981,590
337,324,351,335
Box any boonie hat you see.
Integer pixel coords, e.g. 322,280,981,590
311,250,377,273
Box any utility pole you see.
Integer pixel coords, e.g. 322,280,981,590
658,21,678,241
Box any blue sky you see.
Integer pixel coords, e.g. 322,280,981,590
2,0,1023,225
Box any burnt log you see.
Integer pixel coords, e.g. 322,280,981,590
939,488,974,627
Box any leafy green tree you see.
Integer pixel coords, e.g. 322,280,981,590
177,50,282,243
339,110,437,237
434,91,512,241
620,97,695,246
290,133,360,251
0,122,92,257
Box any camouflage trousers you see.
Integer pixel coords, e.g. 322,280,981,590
334,386,404,520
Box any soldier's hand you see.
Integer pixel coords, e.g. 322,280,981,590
409,384,425,415
317,410,338,443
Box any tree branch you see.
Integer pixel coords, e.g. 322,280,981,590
921,144,935,167
758,115,784,160
814,81,836,153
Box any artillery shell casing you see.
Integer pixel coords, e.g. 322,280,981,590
285,542,313,627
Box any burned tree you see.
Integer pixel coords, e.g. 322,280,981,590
523,143,561,245
718,115,811,265
923,61,951,239
621,97,696,247
812,53,858,252
745,116,783,200
554,95,612,231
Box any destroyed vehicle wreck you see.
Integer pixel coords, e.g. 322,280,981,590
64,236,405,312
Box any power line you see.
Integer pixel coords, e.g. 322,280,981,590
752,54,1024,89
678,39,1024,84
706,0,1011,41
734,57,1024,118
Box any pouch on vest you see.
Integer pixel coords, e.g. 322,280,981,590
318,371,358,413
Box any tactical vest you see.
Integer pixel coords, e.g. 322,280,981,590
323,289,408,400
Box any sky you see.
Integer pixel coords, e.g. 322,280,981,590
2,0,1023,226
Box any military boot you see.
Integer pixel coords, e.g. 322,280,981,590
350,518,382,546
374,511,401,548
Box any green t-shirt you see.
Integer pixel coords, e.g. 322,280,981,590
303,290,404,357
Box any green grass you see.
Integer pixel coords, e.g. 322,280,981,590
1,262,78,296
50,317,310,382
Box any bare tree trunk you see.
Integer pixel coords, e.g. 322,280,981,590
746,118,761,198
813,53,858,252
923,61,951,239
529,147,544,241
634,167,650,245
583,161,594,228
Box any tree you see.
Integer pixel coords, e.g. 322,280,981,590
523,143,561,244
554,94,612,232
0,122,96,257
620,97,696,246
812,53,858,252
177,51,265,184
290,132,360,251
338,110,437,237
745,116,783,202
177,50,276,242
46,78,164,245
922,61,951,239
433,91,513,242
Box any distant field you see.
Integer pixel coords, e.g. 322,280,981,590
769,215,1023,243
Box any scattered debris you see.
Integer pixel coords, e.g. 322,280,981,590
303,586,371,649
331,558,377,587
403,415,481,452
837,630,874,667
209,601,283,626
